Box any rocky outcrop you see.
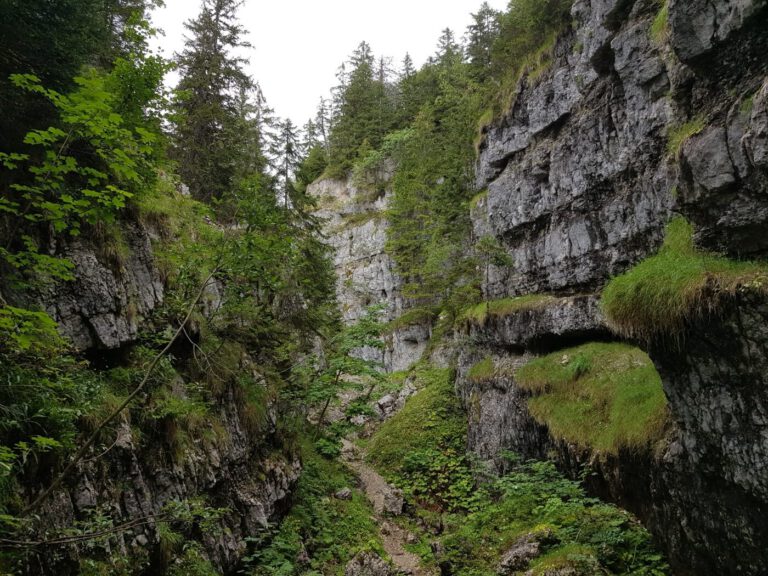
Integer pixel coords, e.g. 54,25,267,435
14,215,299,574
44,221,164,350
309,177,429,372
32,387,299,574
465,0,768,574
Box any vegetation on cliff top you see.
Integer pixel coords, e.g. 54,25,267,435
601,217,768,341
516,343,669,454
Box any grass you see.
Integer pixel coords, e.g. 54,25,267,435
516,342,669,454
339,210,382,228
666,116,706,157
650,0,669,45
601,217,768,341
467,356,495,384
362,362,669,574
365,364,476,511
461,294,556,325
468,190,488,211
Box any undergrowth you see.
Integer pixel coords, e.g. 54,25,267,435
365,364,477,512
515,343,669,454
601,217,768,341
364,362,669,575
246,439,382,575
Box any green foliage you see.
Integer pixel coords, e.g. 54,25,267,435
666,116,706,157
515,343,669,454
0,69,161,288
327,42,398,175
488,0,573,117
366,364,478,512
384,307,437,332
467,356,495,384
385,59,485,318
246,440,382,575
437,458,669,575
650,0,669,45
461,294,556,325
601,217,768,341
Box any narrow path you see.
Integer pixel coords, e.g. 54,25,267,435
341,439,436,576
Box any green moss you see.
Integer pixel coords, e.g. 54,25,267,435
467,356,495,384
667,116,706,157
516,342,669,454
650,0,669,45
461,294,556,325
601,217,768,341
339,210,382,228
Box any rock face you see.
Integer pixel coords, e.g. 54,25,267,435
15,216,299,574
35,393,299,574
309,177,429,372
45,222,164,350
461,0,768,574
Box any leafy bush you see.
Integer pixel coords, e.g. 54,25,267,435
439,458,669,575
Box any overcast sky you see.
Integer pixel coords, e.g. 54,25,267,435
150,0,508,126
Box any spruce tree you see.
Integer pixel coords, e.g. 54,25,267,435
466,2,500,79
173,0,252,203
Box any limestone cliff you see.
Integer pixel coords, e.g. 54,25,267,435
462,0,768,574
11,218,299,575
309,176,430,373
322,0,768,574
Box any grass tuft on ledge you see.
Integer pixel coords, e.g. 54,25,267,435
461,294,556,325
601,217,768,342
515,342,668,454
467,356,495,384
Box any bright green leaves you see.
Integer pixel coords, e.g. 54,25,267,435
0,306,62,353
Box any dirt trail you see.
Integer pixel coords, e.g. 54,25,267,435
341,439,436,576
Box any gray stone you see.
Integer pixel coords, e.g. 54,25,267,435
344,552,395,576
669,0,767,62
335,488,353,500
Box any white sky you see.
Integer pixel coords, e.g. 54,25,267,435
150,0,508,126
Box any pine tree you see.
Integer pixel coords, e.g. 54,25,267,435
173,0,252,203
465,2,500,79
435,28,462,66
327,41,396,175
400,53,415,80
270,118,301,208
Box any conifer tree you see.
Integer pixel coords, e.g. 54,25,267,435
465,2,501,79
173,0,252,203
